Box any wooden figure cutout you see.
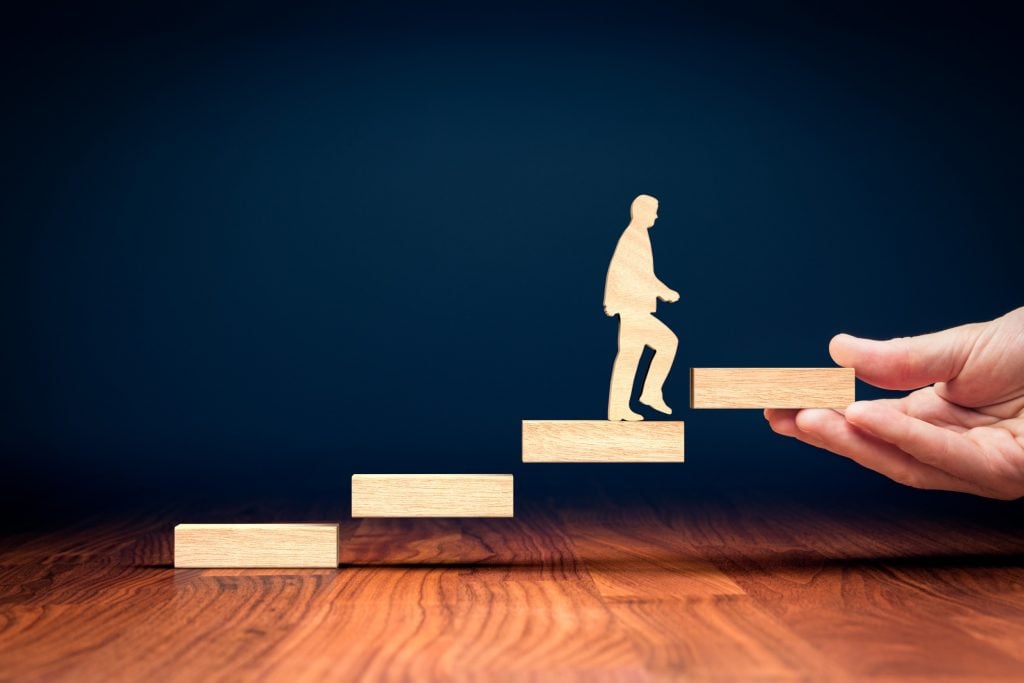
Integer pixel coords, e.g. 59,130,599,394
604,195,680,421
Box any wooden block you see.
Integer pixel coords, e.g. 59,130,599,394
522,420,684,462
351,474,514,518
174,523,339,568
690,367,855,408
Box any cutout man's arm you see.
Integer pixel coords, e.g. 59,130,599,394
653,275,679,303
604,230,679,313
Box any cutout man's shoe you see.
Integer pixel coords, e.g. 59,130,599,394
639,393,673,415
608,407,644,421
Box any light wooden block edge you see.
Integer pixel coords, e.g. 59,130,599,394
689,367,856,409
521,420,684,463
173,523,340,568
351,474,514,518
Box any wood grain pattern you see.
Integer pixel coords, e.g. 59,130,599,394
522,420,684,462
3,492,1024,681
691,367,856,408
174,523,339,568
351,474,514,518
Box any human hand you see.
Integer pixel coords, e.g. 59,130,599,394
660,289,680,304
764,307,1024,499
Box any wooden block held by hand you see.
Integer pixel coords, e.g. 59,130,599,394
690,367,855,408
522,420,684,462
351,474,514,518
174,523,339,568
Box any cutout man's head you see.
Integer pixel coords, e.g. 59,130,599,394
630,194,659,229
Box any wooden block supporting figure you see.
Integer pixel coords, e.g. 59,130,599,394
604,194,680,420
522,420,684,462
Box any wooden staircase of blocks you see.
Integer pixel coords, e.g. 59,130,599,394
173,367,854,568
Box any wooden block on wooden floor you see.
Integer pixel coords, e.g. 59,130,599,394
174,523,339,568
351,474,514,518
522,420,684,463
690,367,855,408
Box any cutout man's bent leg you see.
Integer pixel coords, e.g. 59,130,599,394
608,315,645,421
638,314,678,415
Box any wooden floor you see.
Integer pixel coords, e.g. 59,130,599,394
2,489,1024,682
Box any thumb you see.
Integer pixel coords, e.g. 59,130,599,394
829,325,979,391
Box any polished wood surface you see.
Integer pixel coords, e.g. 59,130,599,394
2,490,1023,681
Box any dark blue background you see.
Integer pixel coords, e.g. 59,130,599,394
3,2,1022,520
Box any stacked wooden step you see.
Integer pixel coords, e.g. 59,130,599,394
351,474,513,518
174,523,339,568
522,420,684,462
690,367,854,408
521,368,854,461
175,367,854,567
174,475,513,568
